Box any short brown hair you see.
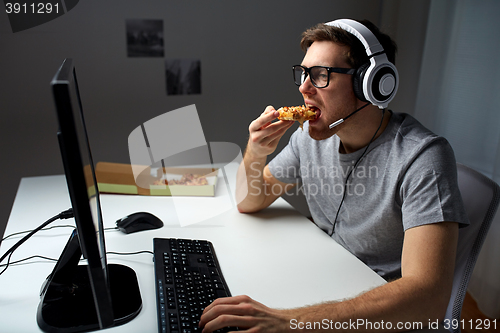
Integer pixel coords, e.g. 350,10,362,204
300,19,397,69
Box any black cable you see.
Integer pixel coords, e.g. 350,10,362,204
0,208,74,266
2,225,76,241
107,251,154,256
0,255,59,267
3,224,116,242
0,251,153,275
2,250,153,268
330,109,386,236
0,253,13,275
0,208,156,276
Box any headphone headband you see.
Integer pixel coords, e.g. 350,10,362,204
326,19,384,56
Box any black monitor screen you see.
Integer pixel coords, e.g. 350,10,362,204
51,58,114,327
37,59,141,333
57,59,107,270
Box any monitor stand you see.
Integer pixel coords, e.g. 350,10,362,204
36,230,142,333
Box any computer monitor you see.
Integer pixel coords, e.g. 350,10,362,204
37,58,142,332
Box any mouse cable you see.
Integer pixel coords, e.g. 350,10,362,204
1,249,154,271
0,250,153,277
0,208,74,266
0,254,59,268
107,250,154,256
0,224,75,276
1,250,154,270
3,250,154,265
2,225,76,242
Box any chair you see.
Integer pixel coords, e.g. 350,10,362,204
444,163,500,332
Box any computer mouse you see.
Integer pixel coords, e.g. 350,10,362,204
116,212,164,234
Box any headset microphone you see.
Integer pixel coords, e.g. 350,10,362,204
329,103,370,129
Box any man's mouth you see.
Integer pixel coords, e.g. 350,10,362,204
308,105,321,123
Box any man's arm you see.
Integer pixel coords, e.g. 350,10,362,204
236,106,296,213
199,221,459,332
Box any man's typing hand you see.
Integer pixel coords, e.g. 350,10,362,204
199,295,291,333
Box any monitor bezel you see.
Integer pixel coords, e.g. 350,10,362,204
50,58,114,328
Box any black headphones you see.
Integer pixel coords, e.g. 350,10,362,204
326,19,399,109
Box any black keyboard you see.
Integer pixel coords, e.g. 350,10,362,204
153,238,232,333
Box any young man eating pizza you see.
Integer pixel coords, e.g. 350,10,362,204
199,19,468,332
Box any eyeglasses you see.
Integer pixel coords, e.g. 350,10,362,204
292,65,355,88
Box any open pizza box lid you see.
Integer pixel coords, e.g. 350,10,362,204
95,162,218,197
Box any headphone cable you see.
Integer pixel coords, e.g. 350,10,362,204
330,109,386,236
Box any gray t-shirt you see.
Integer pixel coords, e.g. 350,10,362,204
268,111,469,280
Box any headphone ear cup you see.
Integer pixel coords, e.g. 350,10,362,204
353,63,369,102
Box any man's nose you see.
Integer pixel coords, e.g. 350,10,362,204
299,75,316,95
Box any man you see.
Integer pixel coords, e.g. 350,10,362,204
200,19,468,332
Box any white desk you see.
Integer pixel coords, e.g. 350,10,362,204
0,174,442,332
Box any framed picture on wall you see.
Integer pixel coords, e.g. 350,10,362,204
126,19,164,57
165,59,202,95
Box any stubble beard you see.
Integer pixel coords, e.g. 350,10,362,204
308,121,332,141
308,100,356,141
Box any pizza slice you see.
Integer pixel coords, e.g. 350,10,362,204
153,173,209,186
277,105,317,129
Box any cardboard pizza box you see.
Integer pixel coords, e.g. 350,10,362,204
95,162,218,197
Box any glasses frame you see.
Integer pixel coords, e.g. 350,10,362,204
292,65,355,88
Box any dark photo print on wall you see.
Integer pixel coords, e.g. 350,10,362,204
126,19,164,57
165,59,202,95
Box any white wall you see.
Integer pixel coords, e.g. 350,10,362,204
0,0,430,239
